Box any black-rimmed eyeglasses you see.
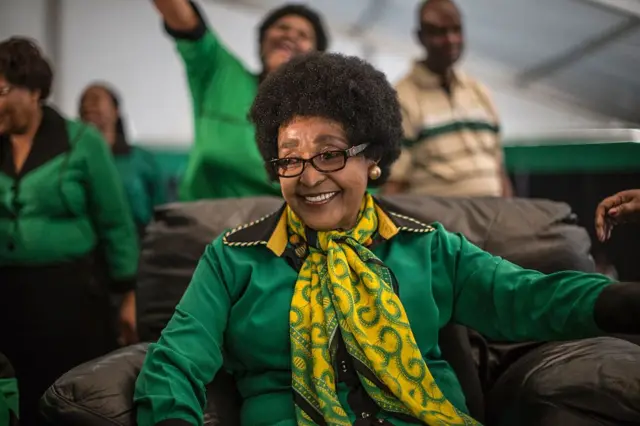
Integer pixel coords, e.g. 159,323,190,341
270,143,369,178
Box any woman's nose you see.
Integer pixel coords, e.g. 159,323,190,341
299,162,325,187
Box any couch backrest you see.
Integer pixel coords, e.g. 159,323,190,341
136,195,594,342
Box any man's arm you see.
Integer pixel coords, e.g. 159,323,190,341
499,157,513,197
472,81,513,197
381,95,416,194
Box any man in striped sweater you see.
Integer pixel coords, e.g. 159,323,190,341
384,0,513,197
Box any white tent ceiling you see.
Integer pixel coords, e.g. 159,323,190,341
209,0,640,124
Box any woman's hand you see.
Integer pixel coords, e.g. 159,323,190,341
595,189,640,242
118,290,138,346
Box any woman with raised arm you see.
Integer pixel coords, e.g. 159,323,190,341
0,38,139,426
152,0,328,201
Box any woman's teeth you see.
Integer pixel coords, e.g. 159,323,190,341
304,192,338,204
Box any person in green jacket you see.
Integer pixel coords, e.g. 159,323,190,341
134,53,640,426
79,83,167,237
152,0,328,201
0,38,138,426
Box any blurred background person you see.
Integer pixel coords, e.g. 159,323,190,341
0,38,138,426
79,82,167,238
383,0,513,197
152,0,328,201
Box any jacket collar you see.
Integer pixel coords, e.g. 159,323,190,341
0,105,70,178
223,197,435,257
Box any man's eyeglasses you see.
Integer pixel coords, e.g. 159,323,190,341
270,143,369,178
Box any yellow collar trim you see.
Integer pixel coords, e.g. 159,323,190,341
266,211,288,257
375,204,400,240
223,201,434,256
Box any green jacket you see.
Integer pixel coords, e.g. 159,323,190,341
112,141,167,233
167,2,280,201
0,106,138,291
135,200,612,426
0,352,18,426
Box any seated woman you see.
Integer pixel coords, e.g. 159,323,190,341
0,38,138,426
79,83,167,237
134,53,639,426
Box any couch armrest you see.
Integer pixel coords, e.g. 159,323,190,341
40,343,148,426
486,337,640,426
40,343,242,426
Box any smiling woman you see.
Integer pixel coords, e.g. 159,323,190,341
0,37,139,426
251,53,402,232
134,52,640,426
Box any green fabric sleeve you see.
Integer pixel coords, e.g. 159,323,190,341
0,378,18,424
167,3,243,116
175,31,233,114
134,238,231,426
81,127,139,288
433,223,613,342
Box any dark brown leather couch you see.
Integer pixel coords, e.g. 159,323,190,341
39,195,640,426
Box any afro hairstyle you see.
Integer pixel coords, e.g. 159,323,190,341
249,52,402,187
0,37,53,101
258,4,329,52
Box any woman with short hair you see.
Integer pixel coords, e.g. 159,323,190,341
134,52,640,426
0,38,138,425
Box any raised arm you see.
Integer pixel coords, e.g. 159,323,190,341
153,0,200,32
432,224,614,342
135,239,232,426
152,0,239,111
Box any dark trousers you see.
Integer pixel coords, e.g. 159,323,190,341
0,258,117,426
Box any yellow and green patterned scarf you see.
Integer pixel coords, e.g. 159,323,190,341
288,193,480,425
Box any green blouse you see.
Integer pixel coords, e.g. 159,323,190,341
166,2,280,201
134,201,612,425
0,106,138,291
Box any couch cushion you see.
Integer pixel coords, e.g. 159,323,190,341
486,337,640,426
137,195,594,342
40,344,241,426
